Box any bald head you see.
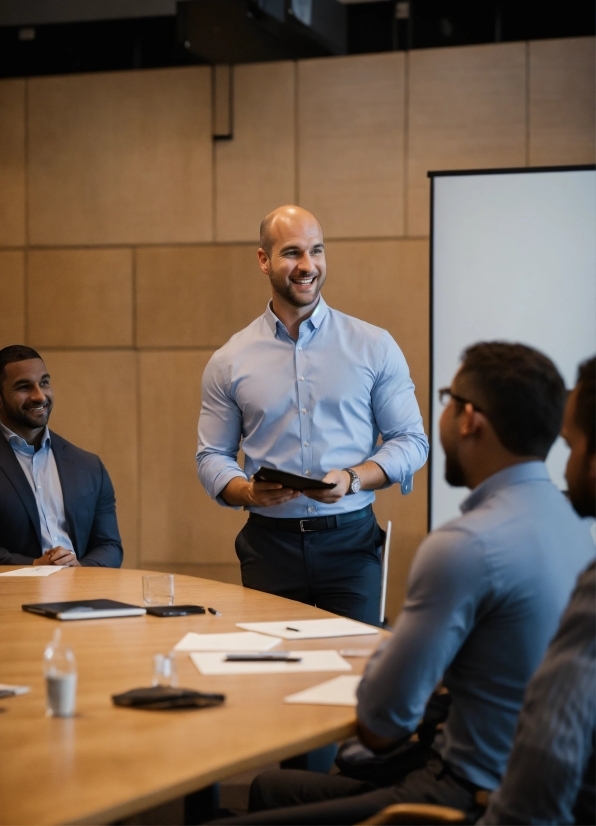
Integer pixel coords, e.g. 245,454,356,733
259,205,322,256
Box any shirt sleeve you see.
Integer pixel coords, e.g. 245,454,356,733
479,561,596,826
196,351,248,508
368,332,429,487
357,526,488,740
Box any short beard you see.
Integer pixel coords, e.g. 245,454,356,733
0,396,52,431
270,277,322,309
444,455,466,488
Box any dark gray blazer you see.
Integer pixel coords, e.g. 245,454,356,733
0,431,123,567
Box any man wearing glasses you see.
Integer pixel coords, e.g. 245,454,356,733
233,342,594,825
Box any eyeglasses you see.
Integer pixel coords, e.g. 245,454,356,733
438,387,486,414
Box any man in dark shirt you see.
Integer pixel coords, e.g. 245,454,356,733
0,345,123,567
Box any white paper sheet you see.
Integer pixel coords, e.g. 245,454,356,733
173,631,281,652
284,675,362,706
0,683,30,695
190,649,352,675
0,566,65,577
236,618,380,640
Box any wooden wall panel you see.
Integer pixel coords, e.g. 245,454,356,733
139,350,247,565
28,68,213,246
408,43,526,237
136,244,270,348
44,351,138,568
529,37,595,166
0,79,25,247
27,249,133,348
323,239,430,615
323,239,430,422
215,62,295,242
298,53,405,239
0,251,25,348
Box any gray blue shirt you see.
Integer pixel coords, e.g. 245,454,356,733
0,422,74,553
196,298,429,517
357,462,595,790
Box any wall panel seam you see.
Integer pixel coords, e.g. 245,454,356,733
525,40,530,167
404,50,410,237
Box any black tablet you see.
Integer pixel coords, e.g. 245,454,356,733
253,467,336,491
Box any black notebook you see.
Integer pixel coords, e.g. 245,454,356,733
22,599,147,620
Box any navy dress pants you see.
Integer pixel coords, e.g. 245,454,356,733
235,510,384,627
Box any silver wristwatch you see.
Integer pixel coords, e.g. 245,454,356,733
343,468,361,495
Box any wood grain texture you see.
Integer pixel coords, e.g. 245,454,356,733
529,37,595,166
298,52,405,238
0,79,25,247
43,351,138,568
135,244,270,348
322,239,429,615
0,250,25,348
0,568,376,825
408,43,526,236
215,62,295,241
27,248,133,348
27,68,213,246
139,350,247,565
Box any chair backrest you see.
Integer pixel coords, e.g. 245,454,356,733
360,802,468,825
379,520,392,624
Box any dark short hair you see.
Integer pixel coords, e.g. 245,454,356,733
457,341,566,459
0,345,43,387
575,356,595,454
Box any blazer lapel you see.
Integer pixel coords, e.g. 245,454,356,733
0,433,43,549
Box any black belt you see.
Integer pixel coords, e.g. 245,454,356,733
248,505,373,534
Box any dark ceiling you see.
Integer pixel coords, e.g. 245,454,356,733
0,0,593,79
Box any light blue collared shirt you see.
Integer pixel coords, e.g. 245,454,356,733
0,422,74,553
357,462,596,790
197,297,429,517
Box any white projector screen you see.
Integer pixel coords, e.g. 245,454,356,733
430,167,596,529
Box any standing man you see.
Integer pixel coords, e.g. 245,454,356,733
0,345,123,567
197,205,428,625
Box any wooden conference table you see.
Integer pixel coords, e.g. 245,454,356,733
0,567,383,825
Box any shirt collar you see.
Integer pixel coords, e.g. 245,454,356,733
0,421,51,453
460,461,551,513
264,296,329,337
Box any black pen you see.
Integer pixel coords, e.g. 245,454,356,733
224,653,302,662
208,607,222,616
286,626,300,632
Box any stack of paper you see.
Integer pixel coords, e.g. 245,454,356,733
173,631,281,652
0,567,65,577
190,650,352,676
285,675,362,706
236,618,379,640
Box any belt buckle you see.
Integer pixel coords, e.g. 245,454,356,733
299,519,316,532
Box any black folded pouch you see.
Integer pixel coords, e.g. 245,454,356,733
112,686,225,710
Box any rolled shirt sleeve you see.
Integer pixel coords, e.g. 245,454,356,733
369,332,429,487
197,352,247,507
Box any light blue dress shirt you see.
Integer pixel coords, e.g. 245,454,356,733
197,298,429,518
357,462,595,790
0,422,74,553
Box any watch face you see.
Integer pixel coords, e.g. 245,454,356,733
350,473,361,493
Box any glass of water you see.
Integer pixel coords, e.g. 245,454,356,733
142,574,174,606
43,630,77,717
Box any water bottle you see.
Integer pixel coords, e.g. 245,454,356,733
43,629,77,717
